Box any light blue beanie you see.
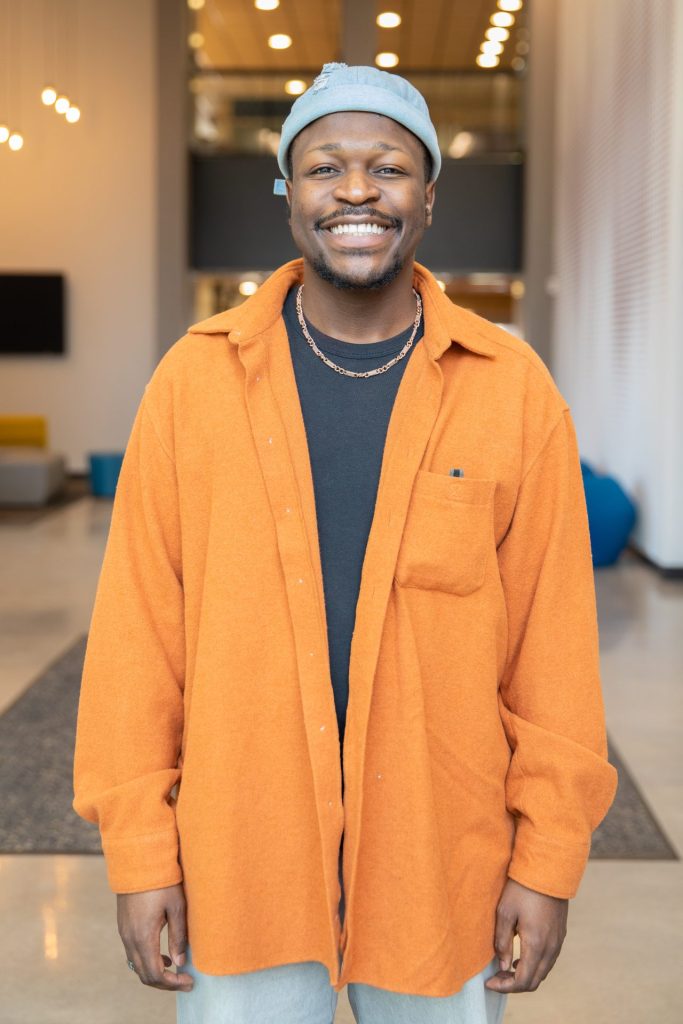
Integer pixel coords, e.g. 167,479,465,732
274,62,441,194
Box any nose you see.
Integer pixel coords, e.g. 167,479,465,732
333,168,381,204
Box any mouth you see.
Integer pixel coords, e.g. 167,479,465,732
319,221,397,248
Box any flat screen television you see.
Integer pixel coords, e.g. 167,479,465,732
0,273,66,355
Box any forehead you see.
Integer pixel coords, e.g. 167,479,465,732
293,111,422,159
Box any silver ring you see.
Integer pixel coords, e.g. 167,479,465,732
127,959,137,972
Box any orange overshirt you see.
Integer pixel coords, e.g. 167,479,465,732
73,258,618,996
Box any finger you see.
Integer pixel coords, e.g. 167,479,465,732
167,899,189,968
493,904,516,973
507,931,544,992
136,937,193,991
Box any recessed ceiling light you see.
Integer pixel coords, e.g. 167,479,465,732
490,11,514,27
268,33,292,49
481,40,504,56
376,51,399,67
476,53,500,68
376,12,401,28
486,26,510,42
239,281,259,296
188,31,205,48
187,0,205,10
255,0,280,8
285,79,307,95
497,0,523,11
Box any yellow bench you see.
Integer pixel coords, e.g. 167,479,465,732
0,415,48,448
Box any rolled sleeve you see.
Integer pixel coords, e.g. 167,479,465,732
72,386,185,894
496,407,619,898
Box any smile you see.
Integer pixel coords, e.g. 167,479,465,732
326,223,390,236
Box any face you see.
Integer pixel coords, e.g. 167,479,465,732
285,111,436,291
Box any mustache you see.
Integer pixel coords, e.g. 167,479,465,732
317,208,400,229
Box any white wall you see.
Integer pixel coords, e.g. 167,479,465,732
0,0,158,471
552,0,683,569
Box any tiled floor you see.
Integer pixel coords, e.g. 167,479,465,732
0,495,680,1023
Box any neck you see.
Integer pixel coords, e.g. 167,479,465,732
298,259,419,344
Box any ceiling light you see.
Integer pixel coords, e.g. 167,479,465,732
239,281,259,296
486,26,510,42
0,125,9,143
448,130,476,158
188,0,205,9
285,79,307,95
376,51,399,67
41,86,57,106
497,0,523,11
255,0,280,8
376,12,401,28
476,53,500,68
481,40,504,55
188,31,204,48
268,33,292,49
54,95,70,114
490,12,514,27
511,56,526,71
8,132,24,151
65,105,81,123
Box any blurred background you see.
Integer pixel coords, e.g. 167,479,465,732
0,1,681,1021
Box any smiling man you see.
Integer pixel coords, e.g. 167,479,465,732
73,63,618,1024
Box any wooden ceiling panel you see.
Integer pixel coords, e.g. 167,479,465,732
192,0,527,72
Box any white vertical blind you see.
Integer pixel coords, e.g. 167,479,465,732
552,0,683,567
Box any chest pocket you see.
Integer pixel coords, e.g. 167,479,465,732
394,470,496,596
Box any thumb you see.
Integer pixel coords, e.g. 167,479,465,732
167,898,188,968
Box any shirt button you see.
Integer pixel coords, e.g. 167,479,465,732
267,436,273,444
298,577,304,584
320,724,326,731
377,773,383,780
255,374,261,381
309,651,315,657
328,800,333,807
284,507,292,514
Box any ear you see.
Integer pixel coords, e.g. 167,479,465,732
285,179,293,221
425,181,436,227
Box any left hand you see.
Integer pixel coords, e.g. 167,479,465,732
484,878,568,993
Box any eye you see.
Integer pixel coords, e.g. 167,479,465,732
307,165,406,176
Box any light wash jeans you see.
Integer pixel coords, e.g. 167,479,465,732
176,843,507,1024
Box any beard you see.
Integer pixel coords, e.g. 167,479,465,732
310,250,406,291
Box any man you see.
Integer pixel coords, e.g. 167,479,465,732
73,64,618,1023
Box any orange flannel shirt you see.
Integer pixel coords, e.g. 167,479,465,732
73,257,618,996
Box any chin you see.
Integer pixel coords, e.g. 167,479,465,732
310,253,406,291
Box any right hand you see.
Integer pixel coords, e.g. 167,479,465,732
117,882,194,992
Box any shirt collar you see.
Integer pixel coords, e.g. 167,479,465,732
188,258,498,360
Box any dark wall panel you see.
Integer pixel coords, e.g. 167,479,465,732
190,154,523,274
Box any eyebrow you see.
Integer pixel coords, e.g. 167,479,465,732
303,142,406,156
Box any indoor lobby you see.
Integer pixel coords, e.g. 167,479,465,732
0,1,681,1022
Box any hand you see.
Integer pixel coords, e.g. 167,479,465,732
484,877,568,993
117,882,194,992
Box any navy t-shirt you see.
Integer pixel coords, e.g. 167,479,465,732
282,284,424,770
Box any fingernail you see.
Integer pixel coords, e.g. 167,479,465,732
174,953,186,966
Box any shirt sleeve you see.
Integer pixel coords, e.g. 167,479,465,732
72,387,185,894
496,406,619,899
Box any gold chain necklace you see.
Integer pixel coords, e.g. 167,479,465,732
295,284,422,379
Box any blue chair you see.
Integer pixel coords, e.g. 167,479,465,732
88,452,124,498
580,460,637,566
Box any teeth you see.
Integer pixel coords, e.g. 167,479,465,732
328,223,389,235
